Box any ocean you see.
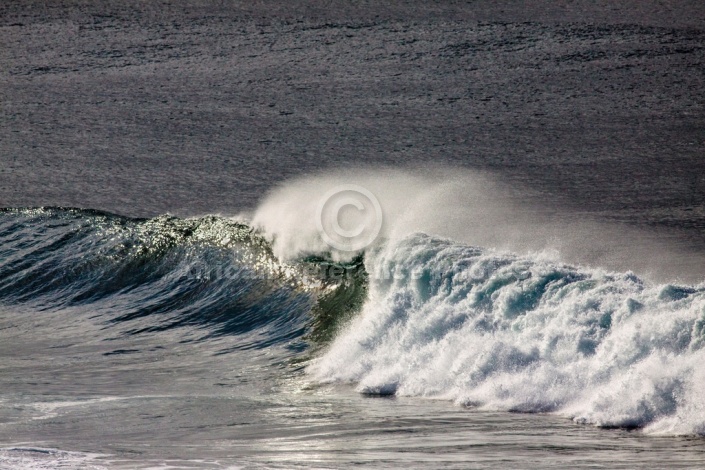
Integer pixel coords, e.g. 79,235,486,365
1,1,705,468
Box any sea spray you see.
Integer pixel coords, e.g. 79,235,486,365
251,168,705,283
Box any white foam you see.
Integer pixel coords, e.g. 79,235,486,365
0,447,107,470
309,233,705,435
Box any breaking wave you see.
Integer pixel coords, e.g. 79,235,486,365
310,233,705,435
3,167,705,437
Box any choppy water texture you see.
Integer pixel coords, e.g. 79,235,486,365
2,1,705,468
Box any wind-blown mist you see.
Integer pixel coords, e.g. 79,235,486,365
251,167,705,283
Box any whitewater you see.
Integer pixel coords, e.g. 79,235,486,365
312,234,705,434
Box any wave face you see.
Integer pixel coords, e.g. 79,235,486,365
310,233,705,435
0,208,331,350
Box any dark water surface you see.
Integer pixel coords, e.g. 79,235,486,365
3,1,705,222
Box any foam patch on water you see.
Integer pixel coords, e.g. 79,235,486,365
310,233,705,435
0,447,107,470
